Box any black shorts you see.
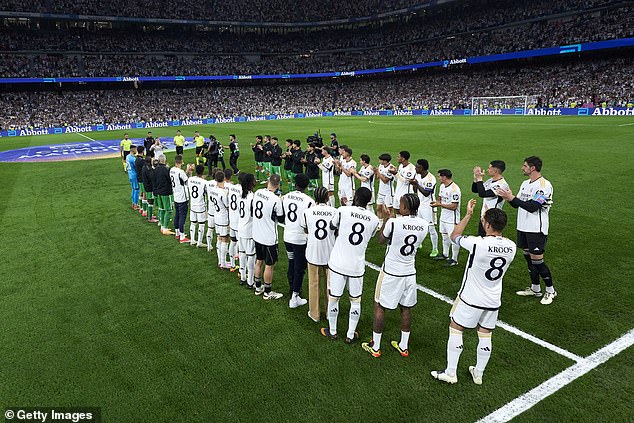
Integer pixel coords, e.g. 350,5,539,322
255,241,278,266
176,146,184,155
195,146,203,155
123,150,130,159
517,230,547,254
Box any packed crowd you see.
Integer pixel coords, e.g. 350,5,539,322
120,132,556,382
2,56,632,130
0,1,630,78
1,0,424,21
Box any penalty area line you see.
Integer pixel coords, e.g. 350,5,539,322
476,328,634,423
364,261,583,363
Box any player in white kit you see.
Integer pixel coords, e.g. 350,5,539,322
208,171,230,269
375,153,395,227
205,168,219,252
335,146,356,206
225,169,243,271
321,187,379,344
251,174,285,300
237,173,257,288
432,169,461,266
317,146,336,207
389,151,416,212
431,199,516,385
188,164,208,248
472,160,509,236
411,158,440,257
282,173,315,308
301,187,337,322
497,156,556,305
169,156,192,243
352,154,375,213
362,194,428,358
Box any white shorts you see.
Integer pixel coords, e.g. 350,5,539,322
328,269,363,298
374,271,417,309
238,237,256,255
338,187,353,204
190,210,206,224
440,221,455,235
207,214,215,227
450,297,499,330
418,204,435,225
376,192,393,206
392,193,403,210
215,224,229,237
230,228,238,239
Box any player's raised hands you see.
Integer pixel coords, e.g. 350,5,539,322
473,166,484,180
496,186,514,200
466,198,477,215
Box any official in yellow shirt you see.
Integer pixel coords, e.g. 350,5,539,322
174,130,185,156
194,131,205,157
120,133,132,172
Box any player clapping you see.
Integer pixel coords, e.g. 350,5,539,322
432,169,461,266
237,173,257,288
362,194,428,358
431,199,516,385
472,161,510,236
209,171,230,269
187,164,208,248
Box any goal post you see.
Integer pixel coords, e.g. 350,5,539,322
471,95,539,115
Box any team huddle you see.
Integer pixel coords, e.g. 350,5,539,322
123,132,556,385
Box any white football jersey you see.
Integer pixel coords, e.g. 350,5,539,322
377,163,395,196
328,206,379,277
394,163,417,201
516,177,553,235
252,188,283,246
170,167,189,203
439,182,461,224
282,191,315,245
301,204,337,266
480,177,510,216
382,215,428,277
206,180,218,216
456,235,517,309
208,185,229,225
415,172,436,207
319,156,335,190
339,158,357,192
187,176,207,213
358,164,375,196
226,182,243,231
237,191,254,239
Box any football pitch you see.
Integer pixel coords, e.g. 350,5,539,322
1,116,632,422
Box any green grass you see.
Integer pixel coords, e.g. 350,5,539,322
1,116,632,422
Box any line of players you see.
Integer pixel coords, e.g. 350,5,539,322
124,141,556,385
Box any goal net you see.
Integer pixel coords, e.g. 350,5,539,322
471,95,539,115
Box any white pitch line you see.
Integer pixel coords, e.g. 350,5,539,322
618,122,634,126
365,260,583,362
477,328,634,423
77,133,96,141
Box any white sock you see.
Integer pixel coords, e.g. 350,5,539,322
446,328,463,377
206,227,214,245
247,255,256,286
476,331,492,375
347,300,361,340
198,225,206,244
216,240,223,264
327,297,340,335
545,285,555,294
229,241,236,267
441,233,451,257
175,229,180,237
180,233,186,241
451,240,460,262
531,283,542,293
372,331,382,351
239,251,247,280
189,223,197,243
220,242,228,266
328,196,335,207
429,225,439,250
399,331,410,351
